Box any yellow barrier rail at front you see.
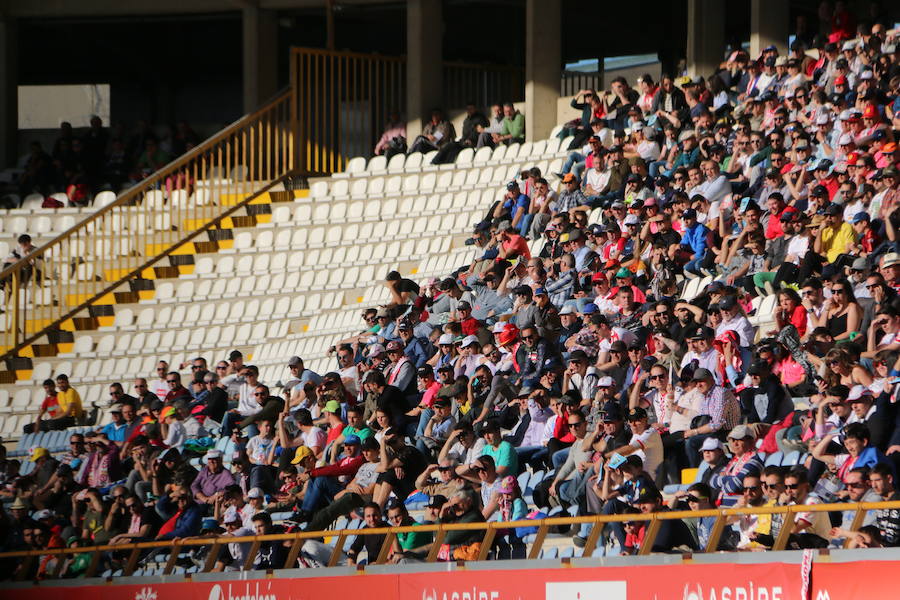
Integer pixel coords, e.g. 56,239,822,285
3,499,898,581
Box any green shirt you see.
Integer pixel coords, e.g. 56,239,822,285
500,113,525,141
343,425,374,441
397,519,433,551
480,441,518,475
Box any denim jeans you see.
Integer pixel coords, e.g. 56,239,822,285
562,151,584,175
515,445,549,472
683,251,707,275
301,476,344,512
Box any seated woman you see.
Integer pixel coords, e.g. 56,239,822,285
813,277,862,342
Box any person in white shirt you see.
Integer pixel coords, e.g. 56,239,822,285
693,160,731,206
160,406,186,450
681,327,720,380
150,361,169,401
604,407,663,480
715,296,755,372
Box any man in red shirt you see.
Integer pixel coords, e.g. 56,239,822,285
497,226,531,261
24,379,61,434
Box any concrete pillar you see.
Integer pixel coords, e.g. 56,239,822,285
686,0,724,78
525,0,561,143
243,6,278,114
750,0,789,58
0,16,17,170
405,0,442,140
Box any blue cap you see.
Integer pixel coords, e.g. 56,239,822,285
852,211,870,224
201,518,221,531
506,180,519,190
581,303,599,314
534,287,547,296
343,434,361,446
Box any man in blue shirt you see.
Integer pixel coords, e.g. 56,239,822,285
680,208,710,275
99,405,128,443
493,180,530,227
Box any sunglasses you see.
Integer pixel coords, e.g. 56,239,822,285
846,481,867,489
686,495,706,503
567,421,585,428
216,365,227,370
649,374,666,380
191,365,203,370
742,485,762,492
166,379,178,383
785,483,802,490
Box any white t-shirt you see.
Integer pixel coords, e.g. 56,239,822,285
150,378,168,401
164,421,186,450
354,461,380,488
302,427,327,453
446,437,486,465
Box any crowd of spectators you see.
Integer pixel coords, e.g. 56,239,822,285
3,9,900,579
14,118,201,205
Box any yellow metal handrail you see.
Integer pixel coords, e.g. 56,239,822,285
4,499,897,580
0,89,295,360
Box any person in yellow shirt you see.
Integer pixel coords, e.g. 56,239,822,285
814,204,856,264
53,374,84,429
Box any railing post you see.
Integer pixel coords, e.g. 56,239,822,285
581,517,605,558
425,529,446,563
638,516,662,556
704,513,728,553
843,506,867,549
375,531,396,565
772,507,795,551
328,532,347,567
476,524,497,561
526,523,549,560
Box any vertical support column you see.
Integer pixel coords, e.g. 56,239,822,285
686,0,724,78
243,6,278,114
405,0,442,140
525,0,560,143
751,0,789,57
0,16,18,171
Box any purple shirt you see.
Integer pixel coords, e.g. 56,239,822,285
190,465,236,501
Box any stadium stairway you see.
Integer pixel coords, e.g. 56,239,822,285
0,125,579,438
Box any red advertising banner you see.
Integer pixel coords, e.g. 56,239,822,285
0,562,806,600
810,560,898,600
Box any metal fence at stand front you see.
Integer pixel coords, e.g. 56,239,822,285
290,47,526,177
0,90,295,361
290,47,406,178
2,499,896,581
442,61,524,110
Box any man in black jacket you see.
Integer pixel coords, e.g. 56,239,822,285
739,361,792,424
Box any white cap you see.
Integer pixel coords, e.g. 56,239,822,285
438,333,455,345
839,109,853,120
204,449,223,461
559,305,577,315
247,487,265,499
623,214,640,226
815,114,830,125
597,376,614,388
848,385,873,402
842,40,857,51
838,133,854,146
700,438,725,452
492,322,507,333
461,335,480,348
223,507,241,523
32,509,54,520
859,70,874,80
365,343,386,357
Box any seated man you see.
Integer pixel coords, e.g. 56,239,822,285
304,437,382,531
291,435,364,522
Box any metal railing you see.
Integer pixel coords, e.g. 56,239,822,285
560,70,603,97
3,499,895,581
443,61,524,111
289,47,526,177
0,90,295,361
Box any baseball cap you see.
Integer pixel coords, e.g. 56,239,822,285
366,343,386,356
691,368,715,381
506,180,519,190
882,253,900,269
568,349,589,363
718,295,737,310
581,303,599,314
109,404,123,413
417,365,434,378
438,333,455,345
616,267,633,279
460,335,480,347
290,446,314,464
223,507,242,524
681,208,698,220
288,356,302,367
385,340,404,353
425,495,448,509
597,376,615,388
160,406,177,420
623,214,640,226
32,509,54,520
824,204,842,216
562,173,577,184
852,212,870,224
343,434,361,446
626,407,648,421
607,453,628,469
247,487,265,499
204,449,223,461
559,304,577,315
728,424,756,440
700,438,724,452
323,400,341,414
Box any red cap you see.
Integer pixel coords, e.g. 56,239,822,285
834,75,847,85
846,151,859,166
863,105,879,120
591,272,608,283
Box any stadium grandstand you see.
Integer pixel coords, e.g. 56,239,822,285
0,1,900,598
